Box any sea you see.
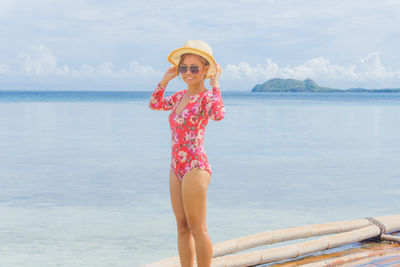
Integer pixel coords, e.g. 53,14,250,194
0,90,399,266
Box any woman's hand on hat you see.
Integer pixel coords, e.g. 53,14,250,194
209,63,221,88
161,65,179,86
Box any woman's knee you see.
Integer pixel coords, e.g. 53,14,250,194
187,222,209,239
176,219,191,236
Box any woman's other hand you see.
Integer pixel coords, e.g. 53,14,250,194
209,63,221,88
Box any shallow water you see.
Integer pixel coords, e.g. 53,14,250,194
0,91,399,266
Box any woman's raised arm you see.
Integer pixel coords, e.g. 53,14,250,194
204,85,225,120
205,63,225,120
149,66,180,111
149,82,180,111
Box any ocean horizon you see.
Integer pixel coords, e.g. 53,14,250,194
1,90,399,266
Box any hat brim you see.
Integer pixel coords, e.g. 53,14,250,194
167,47,218,79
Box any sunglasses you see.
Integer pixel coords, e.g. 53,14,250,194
178,65,200,74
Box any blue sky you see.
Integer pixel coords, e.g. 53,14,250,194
1,0,400,91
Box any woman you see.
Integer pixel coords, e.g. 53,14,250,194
149,40,225,267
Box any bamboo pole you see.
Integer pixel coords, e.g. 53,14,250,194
143,214,400,267
144,217,371,267
209,214,400,267
267,240,399,266
299,244,400,267
381,234,400,243
212,218,370,257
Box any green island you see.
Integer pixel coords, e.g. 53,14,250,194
251,78,400,92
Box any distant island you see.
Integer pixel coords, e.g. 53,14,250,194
252,78,400,92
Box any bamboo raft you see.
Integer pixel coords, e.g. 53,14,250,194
144,214,400,266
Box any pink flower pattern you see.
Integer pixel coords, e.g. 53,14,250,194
149,82,225,180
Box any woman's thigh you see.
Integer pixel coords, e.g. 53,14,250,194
181,169,211,227
169,169,187,224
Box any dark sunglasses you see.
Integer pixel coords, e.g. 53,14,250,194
178,65,200,74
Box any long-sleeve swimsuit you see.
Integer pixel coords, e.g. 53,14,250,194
149,82,225,180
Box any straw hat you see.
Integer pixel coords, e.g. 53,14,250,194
167,40,218,79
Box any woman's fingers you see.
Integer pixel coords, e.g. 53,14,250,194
162,65,179,82
169,65,176,73
214,63,220,77
209,63,221,87
211,63,220,80
216,63,221,76
168,66,178,75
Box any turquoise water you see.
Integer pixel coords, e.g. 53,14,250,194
0,91,399,266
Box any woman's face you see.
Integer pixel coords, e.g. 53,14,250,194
179,54,209,86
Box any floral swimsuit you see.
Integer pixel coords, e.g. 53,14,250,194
149,83,225,180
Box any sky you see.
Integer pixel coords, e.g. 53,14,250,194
1,0,400,91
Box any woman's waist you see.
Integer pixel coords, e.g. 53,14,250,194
171,131,206,143
171,145,206,156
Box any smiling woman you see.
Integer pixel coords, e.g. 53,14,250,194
176,55,209,85
149,40,225,267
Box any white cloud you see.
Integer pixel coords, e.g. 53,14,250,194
96,62,117,78
2,44,400,90
223,53,400,89
16,44,162,81
1,0,400,77
127,61,160,78
357,52,396,80
19,44,70,76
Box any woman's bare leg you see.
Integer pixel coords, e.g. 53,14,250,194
182,169,212,267
169,169,195,267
